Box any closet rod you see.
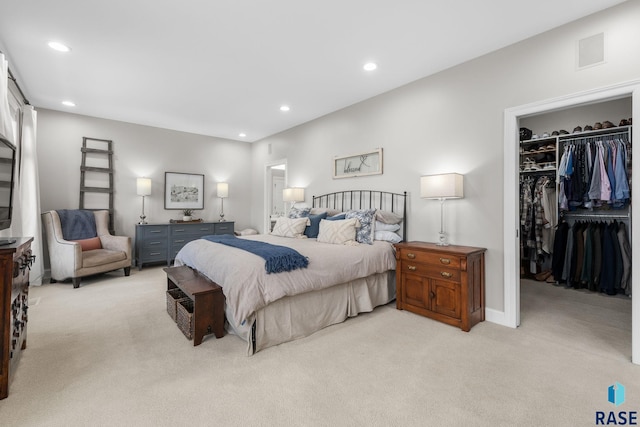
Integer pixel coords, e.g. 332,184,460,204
0,50,30,105
560,129,630,144
562,212,630,219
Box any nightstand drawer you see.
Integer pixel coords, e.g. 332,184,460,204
400,250,461,269
402,263,461,282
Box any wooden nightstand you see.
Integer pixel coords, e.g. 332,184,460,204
395,241,486,331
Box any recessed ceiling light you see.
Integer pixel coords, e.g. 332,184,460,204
239,133,247,138
280,105,290,112
62,100,76,107
48,41,71,52
363,62,377,71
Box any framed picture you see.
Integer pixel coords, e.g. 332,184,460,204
333,148,383,179
164,172,205,210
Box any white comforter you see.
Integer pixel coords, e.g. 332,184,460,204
173,234,397,327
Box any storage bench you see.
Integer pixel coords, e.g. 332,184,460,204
163,265,225,345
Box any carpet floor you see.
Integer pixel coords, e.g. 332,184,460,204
0,267,637,426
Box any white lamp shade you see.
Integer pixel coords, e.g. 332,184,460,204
136,177,152,196
283,187,304,202
217,182,229,198
420,173,464,199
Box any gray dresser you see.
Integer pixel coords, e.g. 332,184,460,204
135,221,234,269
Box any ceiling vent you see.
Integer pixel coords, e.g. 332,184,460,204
577,32,605,69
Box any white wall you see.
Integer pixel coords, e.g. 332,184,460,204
250,1,640,314
37,109,254,248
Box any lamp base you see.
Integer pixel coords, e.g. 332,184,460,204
219,213,225,222
436,231,449,246
138,214,147,225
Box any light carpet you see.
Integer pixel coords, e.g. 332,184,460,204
0,268,638,426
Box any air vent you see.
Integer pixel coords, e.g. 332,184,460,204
577,32,605,69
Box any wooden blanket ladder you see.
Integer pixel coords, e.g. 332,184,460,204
79,137,115,234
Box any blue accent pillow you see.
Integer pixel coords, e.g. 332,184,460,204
304,212,328,238
346,209,376,244
325,213,346,221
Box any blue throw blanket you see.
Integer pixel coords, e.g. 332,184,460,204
201,234,309,274
57,209,97,240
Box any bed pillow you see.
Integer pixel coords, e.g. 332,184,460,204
271,217,310,238
346,209,376,244
71,237,102,251
325,213,346,221
376,209,403,225
303,212,328,238
375,221,401,232
374,230,402,243
309,207,341,217
287,206,310,219
317,218,359,245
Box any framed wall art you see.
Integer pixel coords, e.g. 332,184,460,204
333,148,383,179
164,172,205,210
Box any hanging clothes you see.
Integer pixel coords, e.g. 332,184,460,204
559,135,630,212
551,219,631,296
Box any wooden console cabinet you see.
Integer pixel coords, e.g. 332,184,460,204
136,221,234,269
395,241,486,332
0,237,34,399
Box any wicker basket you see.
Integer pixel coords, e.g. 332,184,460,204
166,288,188,322
176,299,194,340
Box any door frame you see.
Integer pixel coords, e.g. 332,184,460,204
503,79,640,364
263,159,287,234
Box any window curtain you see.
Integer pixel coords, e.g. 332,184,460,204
0,54,13,143
0,53,44,284
20,106,43,285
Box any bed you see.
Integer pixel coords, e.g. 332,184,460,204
174,190,407,354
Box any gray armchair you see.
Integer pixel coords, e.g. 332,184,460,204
42,210,131,288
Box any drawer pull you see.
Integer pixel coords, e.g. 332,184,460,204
150,230,161,233
149,242,161,245
430,291,436,299
441,271,453,278
174,239,185,243
439,258,451,265
407,265,417,271
150,252,162,256
407,253,416,259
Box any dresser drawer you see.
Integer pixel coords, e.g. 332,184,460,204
214,222,234,235
171,224,215,236
399,250,461,269
400,262,461,282
141,225,168,238
139,246,167,262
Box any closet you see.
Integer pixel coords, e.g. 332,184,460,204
519,97,632,297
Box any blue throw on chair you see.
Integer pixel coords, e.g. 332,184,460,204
57,209,97,240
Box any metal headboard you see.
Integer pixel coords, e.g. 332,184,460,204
312,190,407,241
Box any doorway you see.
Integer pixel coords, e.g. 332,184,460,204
503,81,640,364
264,160,287,233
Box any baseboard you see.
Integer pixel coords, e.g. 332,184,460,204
485,308,514,328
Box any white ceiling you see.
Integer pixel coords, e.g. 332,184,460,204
0,0,627,142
